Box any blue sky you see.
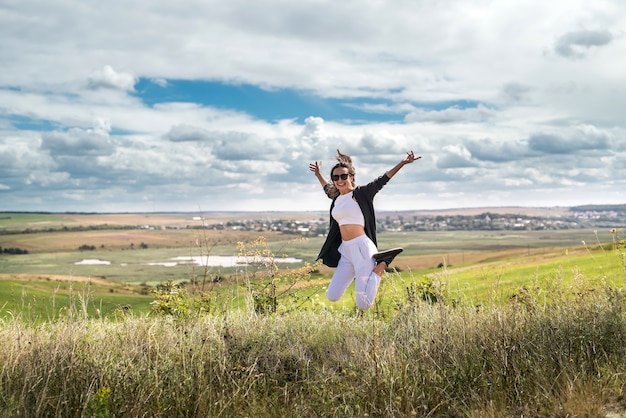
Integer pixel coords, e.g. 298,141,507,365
1,0,625,213
133,78,483,123
135,79,402,122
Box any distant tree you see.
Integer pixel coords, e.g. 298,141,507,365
2,247,29,254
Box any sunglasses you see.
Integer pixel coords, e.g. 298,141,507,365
331,173,351,181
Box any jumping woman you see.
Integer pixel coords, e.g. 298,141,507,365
309,149,421,309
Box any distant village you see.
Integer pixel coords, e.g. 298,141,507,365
3,206,623,237
196,206,626,236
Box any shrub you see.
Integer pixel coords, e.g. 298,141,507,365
237,236,319,315
1,247,29,254
150,281,217,318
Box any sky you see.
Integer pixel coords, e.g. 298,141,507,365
1,0,625,213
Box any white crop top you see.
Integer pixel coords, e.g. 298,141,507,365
332,192,365,226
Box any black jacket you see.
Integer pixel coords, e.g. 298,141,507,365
317,173,390,267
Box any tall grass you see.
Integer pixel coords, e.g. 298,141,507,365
2,282,626,416
1,233,625,417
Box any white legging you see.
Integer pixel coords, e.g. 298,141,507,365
326,234,381,310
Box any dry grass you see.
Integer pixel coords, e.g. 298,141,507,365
2,288,626,417
0,273,110,285
0,229,286,253
0,211,321,230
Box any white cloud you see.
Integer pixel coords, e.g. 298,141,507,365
87,66,137,91
435,145,475,169
527,125,612,154
41,128,115,156
405,105,496,124
164,124,213,142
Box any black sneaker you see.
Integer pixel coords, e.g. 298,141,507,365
373,248,403,267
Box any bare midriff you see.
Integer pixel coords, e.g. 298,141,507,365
339,224,366,241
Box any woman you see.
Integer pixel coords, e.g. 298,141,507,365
309,149,421,309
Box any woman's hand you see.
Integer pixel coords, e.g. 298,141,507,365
402,150,421,165
309,161,322,176
310,161,330,189
386,150,421,179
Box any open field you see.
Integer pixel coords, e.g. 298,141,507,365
0,227,276,253
1,226,608,285
1,213,626,415
0,211,324,232
1,212,623,319
0,273,151,320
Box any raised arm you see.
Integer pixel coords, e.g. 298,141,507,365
386,151,421,179
309,161,329,188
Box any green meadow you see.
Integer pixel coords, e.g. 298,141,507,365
0,212,622,319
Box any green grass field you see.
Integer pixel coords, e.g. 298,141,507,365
1,212,623,320
0,278,151,320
